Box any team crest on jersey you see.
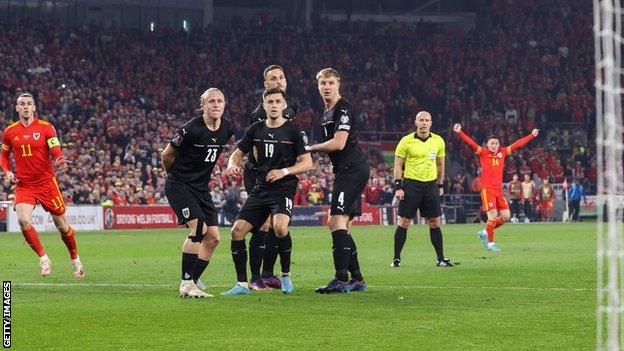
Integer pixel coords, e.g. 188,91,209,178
489,202,494,208
340,115,349,123
182,207,190,219
33,132,41,140
496,152,502,158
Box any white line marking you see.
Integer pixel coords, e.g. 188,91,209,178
13,282,596,292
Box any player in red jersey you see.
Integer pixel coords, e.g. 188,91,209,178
454,123,539,251
0,93,85,277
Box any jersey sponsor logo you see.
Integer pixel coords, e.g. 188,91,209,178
338,125,351,131
182,207,190,219
429,151,437,160
33,133,41,141
181,128,188,135
211,138,217,143
268,133,275,139
340,115,349,123
336,205,345,212
340,109,348,114
23,135,30,140
12,136,18,142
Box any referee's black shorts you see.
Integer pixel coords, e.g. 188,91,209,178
397,179,442,219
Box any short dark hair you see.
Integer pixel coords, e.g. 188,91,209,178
262,87,286,100
487,135,500,142
263,65,285,79
16,92,35,101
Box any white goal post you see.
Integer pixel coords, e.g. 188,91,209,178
594,0,624,350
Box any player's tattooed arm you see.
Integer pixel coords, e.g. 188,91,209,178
161,144,177,173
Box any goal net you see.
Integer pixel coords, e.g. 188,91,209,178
595,0,624,349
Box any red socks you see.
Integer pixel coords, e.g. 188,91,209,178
21,225,46,257
485,217,508,243
60,226,78,260
485,220,495,243
494,217,506,228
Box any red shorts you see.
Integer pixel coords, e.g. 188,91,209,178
480,188,509,212
14,177,66,216
540,200,553,209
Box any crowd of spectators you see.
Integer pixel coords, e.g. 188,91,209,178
0,0,596,209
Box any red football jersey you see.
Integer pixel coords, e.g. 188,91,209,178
476,147,510,190
1,118,62,184
458,131,535,190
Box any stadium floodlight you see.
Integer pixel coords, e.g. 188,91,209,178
594,0,624,349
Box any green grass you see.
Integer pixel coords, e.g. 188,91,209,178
0,223,595,350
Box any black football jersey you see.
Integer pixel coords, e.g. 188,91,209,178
320,98,367,172
238,120,309,192
168,116,235,191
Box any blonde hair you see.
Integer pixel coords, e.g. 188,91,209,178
199,87,224,107
315,68,341,82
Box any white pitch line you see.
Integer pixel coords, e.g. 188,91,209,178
13,282,596,292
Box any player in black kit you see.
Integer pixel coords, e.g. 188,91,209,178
161,88,235,298
309,68,370,294
244,65,299,291
221,87,313,296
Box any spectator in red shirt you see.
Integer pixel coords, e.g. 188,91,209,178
364,179,383,205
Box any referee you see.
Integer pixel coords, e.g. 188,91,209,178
391,111,453,268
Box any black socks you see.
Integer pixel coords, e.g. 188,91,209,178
331,229,350,282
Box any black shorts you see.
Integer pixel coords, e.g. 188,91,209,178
397,179,442,219
330,162,370,217
243,162,257,193
165,177,218,227
236,188,295,229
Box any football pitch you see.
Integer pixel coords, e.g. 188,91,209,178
1,223,595,350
